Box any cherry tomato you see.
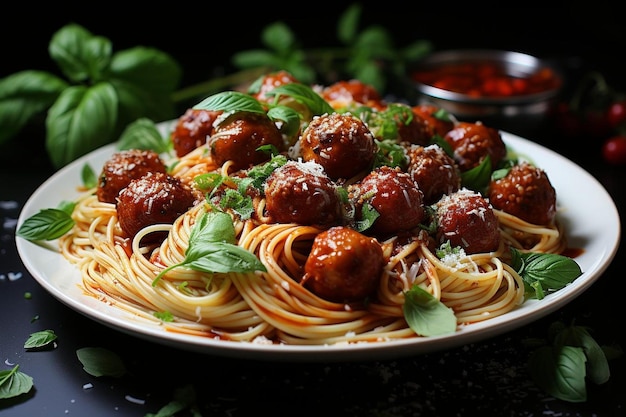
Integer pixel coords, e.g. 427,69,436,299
602,136,626,165
607,100,626,129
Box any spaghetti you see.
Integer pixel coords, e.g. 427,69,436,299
58,141,566,346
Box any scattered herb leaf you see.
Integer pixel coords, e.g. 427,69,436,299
0,365,34,399
24,330,58,350
76,347,126,378
152,210,266,286
403,285,457,336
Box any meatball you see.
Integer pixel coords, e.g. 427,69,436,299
264,160,341,227
116,172,197,243
435,188,500,254
406,144,462,205
171,108,223,157
209,112,285,172
350,166,426,236
300,112,377,180
321,79,384,110
302,226,384,303
97,149,166,204
411,104,454,138
251,70,299,103
488,161,557,225
443,121,506,171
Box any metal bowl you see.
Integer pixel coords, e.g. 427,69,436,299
410,49,563,134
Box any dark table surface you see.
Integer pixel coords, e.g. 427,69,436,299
2,8,626,417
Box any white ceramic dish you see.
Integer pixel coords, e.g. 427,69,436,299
16,132,621,362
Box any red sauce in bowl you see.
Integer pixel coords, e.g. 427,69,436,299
412,62,561,98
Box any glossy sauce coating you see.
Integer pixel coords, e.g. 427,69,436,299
97,149,166,204
171,108,223,157
300,112,377,180
209,112,285,172
350,166,426,237
302,226,385,302
116,171,198,243
444,121,506,171
411,104,455,138
406,144,462,205
264,160,341,227
435,188,500,254
488,161,557,225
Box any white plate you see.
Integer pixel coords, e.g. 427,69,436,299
16,132,621,362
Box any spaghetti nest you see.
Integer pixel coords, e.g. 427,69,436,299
58,146,566,346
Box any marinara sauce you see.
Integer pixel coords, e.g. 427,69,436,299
412,61,561,98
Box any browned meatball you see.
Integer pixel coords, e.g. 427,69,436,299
350,166,426,236
116,172,197,243
264,160,341,227
171,108,223,157
435,188,500,254
488,161,557,225
321,79,384,110
252,70,300,103
302,226,385,302
300,112,377,180
209,112,285,172
97,149,166,204
406,144,462,205
443,121,506,172
411,104,454,138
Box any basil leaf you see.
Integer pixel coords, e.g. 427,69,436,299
116,117,171,154
186,241,266,274
49,23,112,83
24,330,58,350
76,347,126,378
152,210,266,286
0,365,34,399
81,163,98,189
109,46,182,95
266,83,334,116
403,285,457,337
528,345,588,402
45,82,118,168
460,154,492,192
193,91,265,114
189,211,236,245
267,105,301,138
0,70,68,144
519,252,582,292
554,325,610,385
16,208,75,241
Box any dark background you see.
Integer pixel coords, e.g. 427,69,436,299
2,2,625,92
2,4,626,417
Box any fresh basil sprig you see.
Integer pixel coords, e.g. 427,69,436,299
0,23,181,168
76,347,127,378
24,330,58,350
403,285,457,337
526,320,622,402
0,365,33,400
152,210,266,286
16,202,76,241
510,248,583,299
